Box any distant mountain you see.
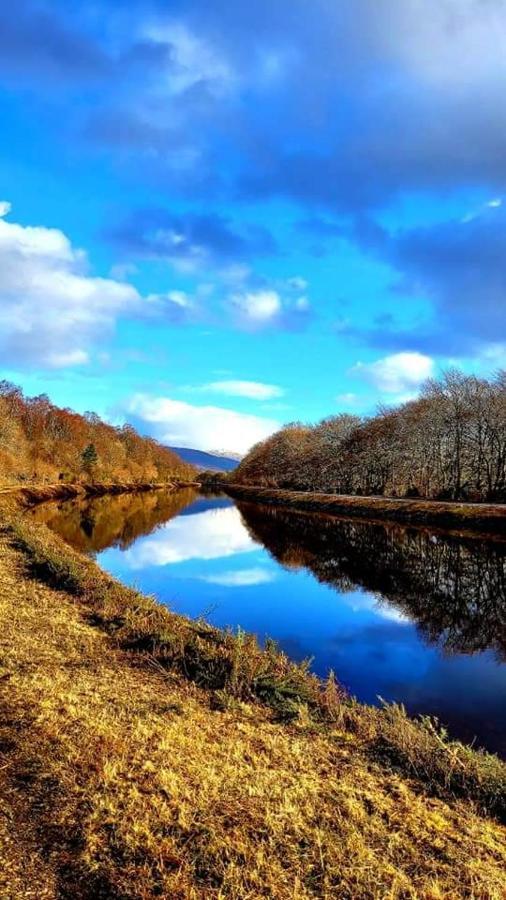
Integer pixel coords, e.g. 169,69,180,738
168,447,240,472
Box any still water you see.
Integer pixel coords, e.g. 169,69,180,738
30,488,506,756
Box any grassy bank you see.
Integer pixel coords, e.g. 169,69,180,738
1,495,506,897
225,484,506,533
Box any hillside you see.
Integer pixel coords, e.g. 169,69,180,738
0,381,195,485
168,446,239,472
233,370,506,503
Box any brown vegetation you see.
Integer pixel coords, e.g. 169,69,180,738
0,381,195,485
27,487,199,554
234,369,506,502
198,470,227,490
227,484,506,533
1,492,506,897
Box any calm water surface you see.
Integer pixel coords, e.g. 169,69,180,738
30,488,506,756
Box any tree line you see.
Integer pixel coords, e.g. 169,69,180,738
0,381,195,485
233,370,506,502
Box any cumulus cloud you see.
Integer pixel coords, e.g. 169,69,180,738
0,203,307,369
0,201,140,368
230,290,281,323
228,288,312,330
351,352,434,394
195,380,284,400
0,202,195,368
127,394,280,455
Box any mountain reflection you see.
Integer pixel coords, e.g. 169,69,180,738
236,501,506,661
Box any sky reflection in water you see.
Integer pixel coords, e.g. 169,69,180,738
33,491,506,756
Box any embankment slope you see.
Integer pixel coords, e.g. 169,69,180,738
1,493,506,898
225,484,506,533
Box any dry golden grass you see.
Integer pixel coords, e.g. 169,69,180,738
1,499,506,898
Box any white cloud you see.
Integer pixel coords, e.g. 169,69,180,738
230,289,282,323
462,196,503,223
0,202,138,368
350,352,434,394
228,287,312,330
196,380,284,400
128,393,279,455
379,0,506,87
220,263,251,285
198,567,275,586
166,289,193,308
46,349,90,367
124,506,259,569
0,202,196,368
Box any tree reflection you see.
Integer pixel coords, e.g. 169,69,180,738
237,501,506,660
28,488,199,555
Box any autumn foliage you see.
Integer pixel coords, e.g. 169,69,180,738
0,381,195,485
234,370,506,502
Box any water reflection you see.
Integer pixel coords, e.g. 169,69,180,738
123,504,259,569
30,489,506,754
29,487,199,554
236,502,506,661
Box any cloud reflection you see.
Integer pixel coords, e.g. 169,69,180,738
345,590,411,624
123,505,259,569
198,567,275,587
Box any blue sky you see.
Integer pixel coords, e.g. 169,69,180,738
1,0,505,454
